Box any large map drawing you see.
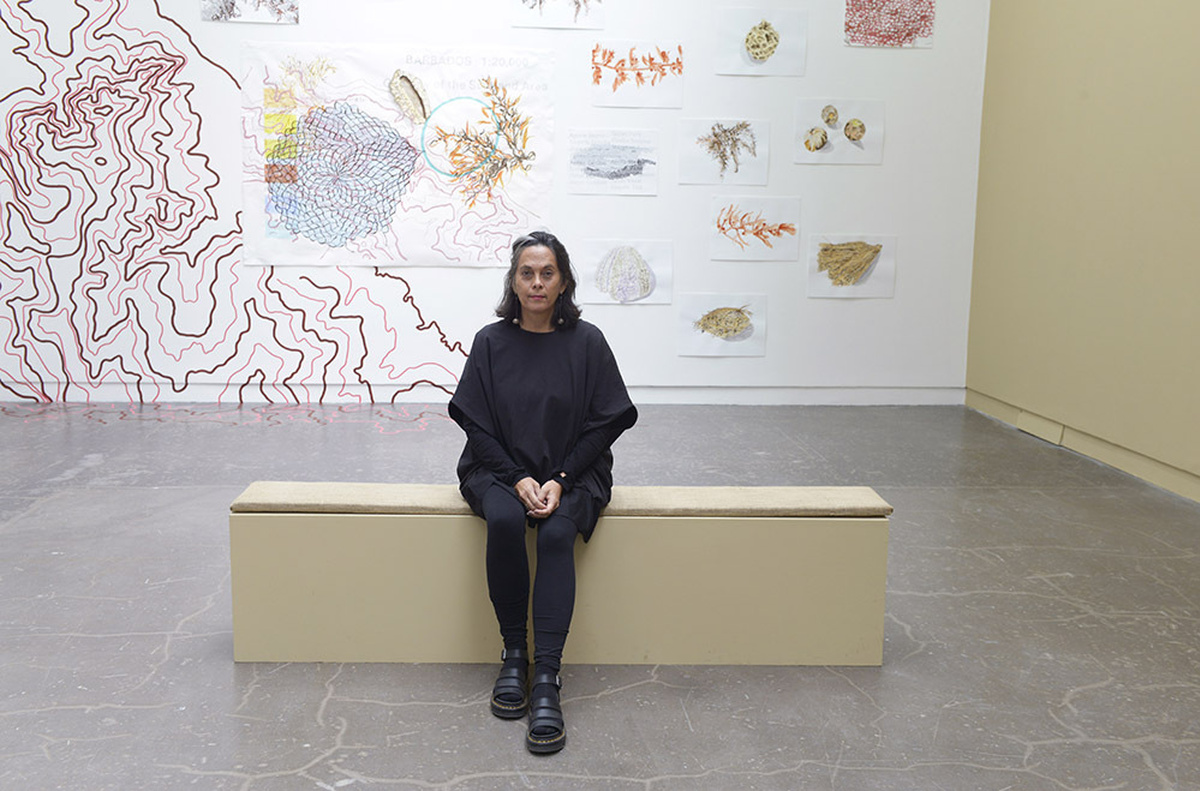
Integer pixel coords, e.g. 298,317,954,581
0,0,470,403
242,44,554,267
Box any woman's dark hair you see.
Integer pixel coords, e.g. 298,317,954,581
495,231,583,328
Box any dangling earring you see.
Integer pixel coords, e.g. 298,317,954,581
555,294,565,325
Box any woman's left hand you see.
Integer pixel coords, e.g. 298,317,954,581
527,479,563,518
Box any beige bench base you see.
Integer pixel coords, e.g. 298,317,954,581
230,484,890,665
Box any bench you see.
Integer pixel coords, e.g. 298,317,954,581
229,482,892,665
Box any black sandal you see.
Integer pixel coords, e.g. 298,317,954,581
490,648,529,719
525,672,566,754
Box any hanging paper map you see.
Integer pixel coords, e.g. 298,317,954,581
242,44,554,267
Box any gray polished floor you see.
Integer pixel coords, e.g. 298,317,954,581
2,403,1199,790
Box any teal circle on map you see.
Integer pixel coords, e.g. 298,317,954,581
420,96,502,178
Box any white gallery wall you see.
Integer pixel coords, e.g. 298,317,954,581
0,0,991,404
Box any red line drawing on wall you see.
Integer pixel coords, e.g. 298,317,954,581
0,0,466,404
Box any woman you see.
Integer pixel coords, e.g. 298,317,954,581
448,231,638,754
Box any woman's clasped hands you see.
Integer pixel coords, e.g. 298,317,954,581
515,476,563,518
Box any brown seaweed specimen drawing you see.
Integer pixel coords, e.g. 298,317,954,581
431,77,535,207
715,204,796,249
695,306,753,340
592,44,684,92
818,241,883,285
697,121,757,177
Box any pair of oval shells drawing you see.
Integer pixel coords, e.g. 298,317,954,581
805,117,866,151
595,245,655,303
744,20,780,62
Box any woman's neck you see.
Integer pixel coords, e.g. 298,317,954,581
519,316,555,333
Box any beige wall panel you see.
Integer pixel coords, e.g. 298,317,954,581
968,1,1200,478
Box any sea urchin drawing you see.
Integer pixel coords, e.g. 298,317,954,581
595,245,656,303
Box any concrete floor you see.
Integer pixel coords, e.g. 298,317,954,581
2,402,1199,790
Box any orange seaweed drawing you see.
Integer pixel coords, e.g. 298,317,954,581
715,204,797,249
591,44,684,92
432,77,535,207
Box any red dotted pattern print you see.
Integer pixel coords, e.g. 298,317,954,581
845,0,936,47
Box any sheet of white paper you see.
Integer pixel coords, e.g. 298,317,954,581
590,40,684,108
709,196,800,261
575,239,673,305
793,98,885,165
715,7,807,76
568,128,659,195
679,118,769,185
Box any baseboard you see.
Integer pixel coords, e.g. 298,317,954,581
965,389,1200,503
2,382,968,406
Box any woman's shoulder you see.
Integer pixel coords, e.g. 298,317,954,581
472,319,513,343
570,319,606,342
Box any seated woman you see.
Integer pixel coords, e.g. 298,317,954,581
449,231,638,754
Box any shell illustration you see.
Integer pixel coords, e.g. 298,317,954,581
844,118,866,141
389,69,429,123
744,20,780,62
695,305,753,340
595,245,656,303
804,126,828,152
821,104,839,126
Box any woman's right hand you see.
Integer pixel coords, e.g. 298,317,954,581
514,476,546,514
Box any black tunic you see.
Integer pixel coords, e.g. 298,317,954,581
448,319,638,541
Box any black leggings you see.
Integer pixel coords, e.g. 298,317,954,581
481,484,577,674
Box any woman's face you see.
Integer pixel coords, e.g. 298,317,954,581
512,244,565,325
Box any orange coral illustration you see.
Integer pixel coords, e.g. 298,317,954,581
715,204,797,249
591,44,684,92
432,77,534,207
